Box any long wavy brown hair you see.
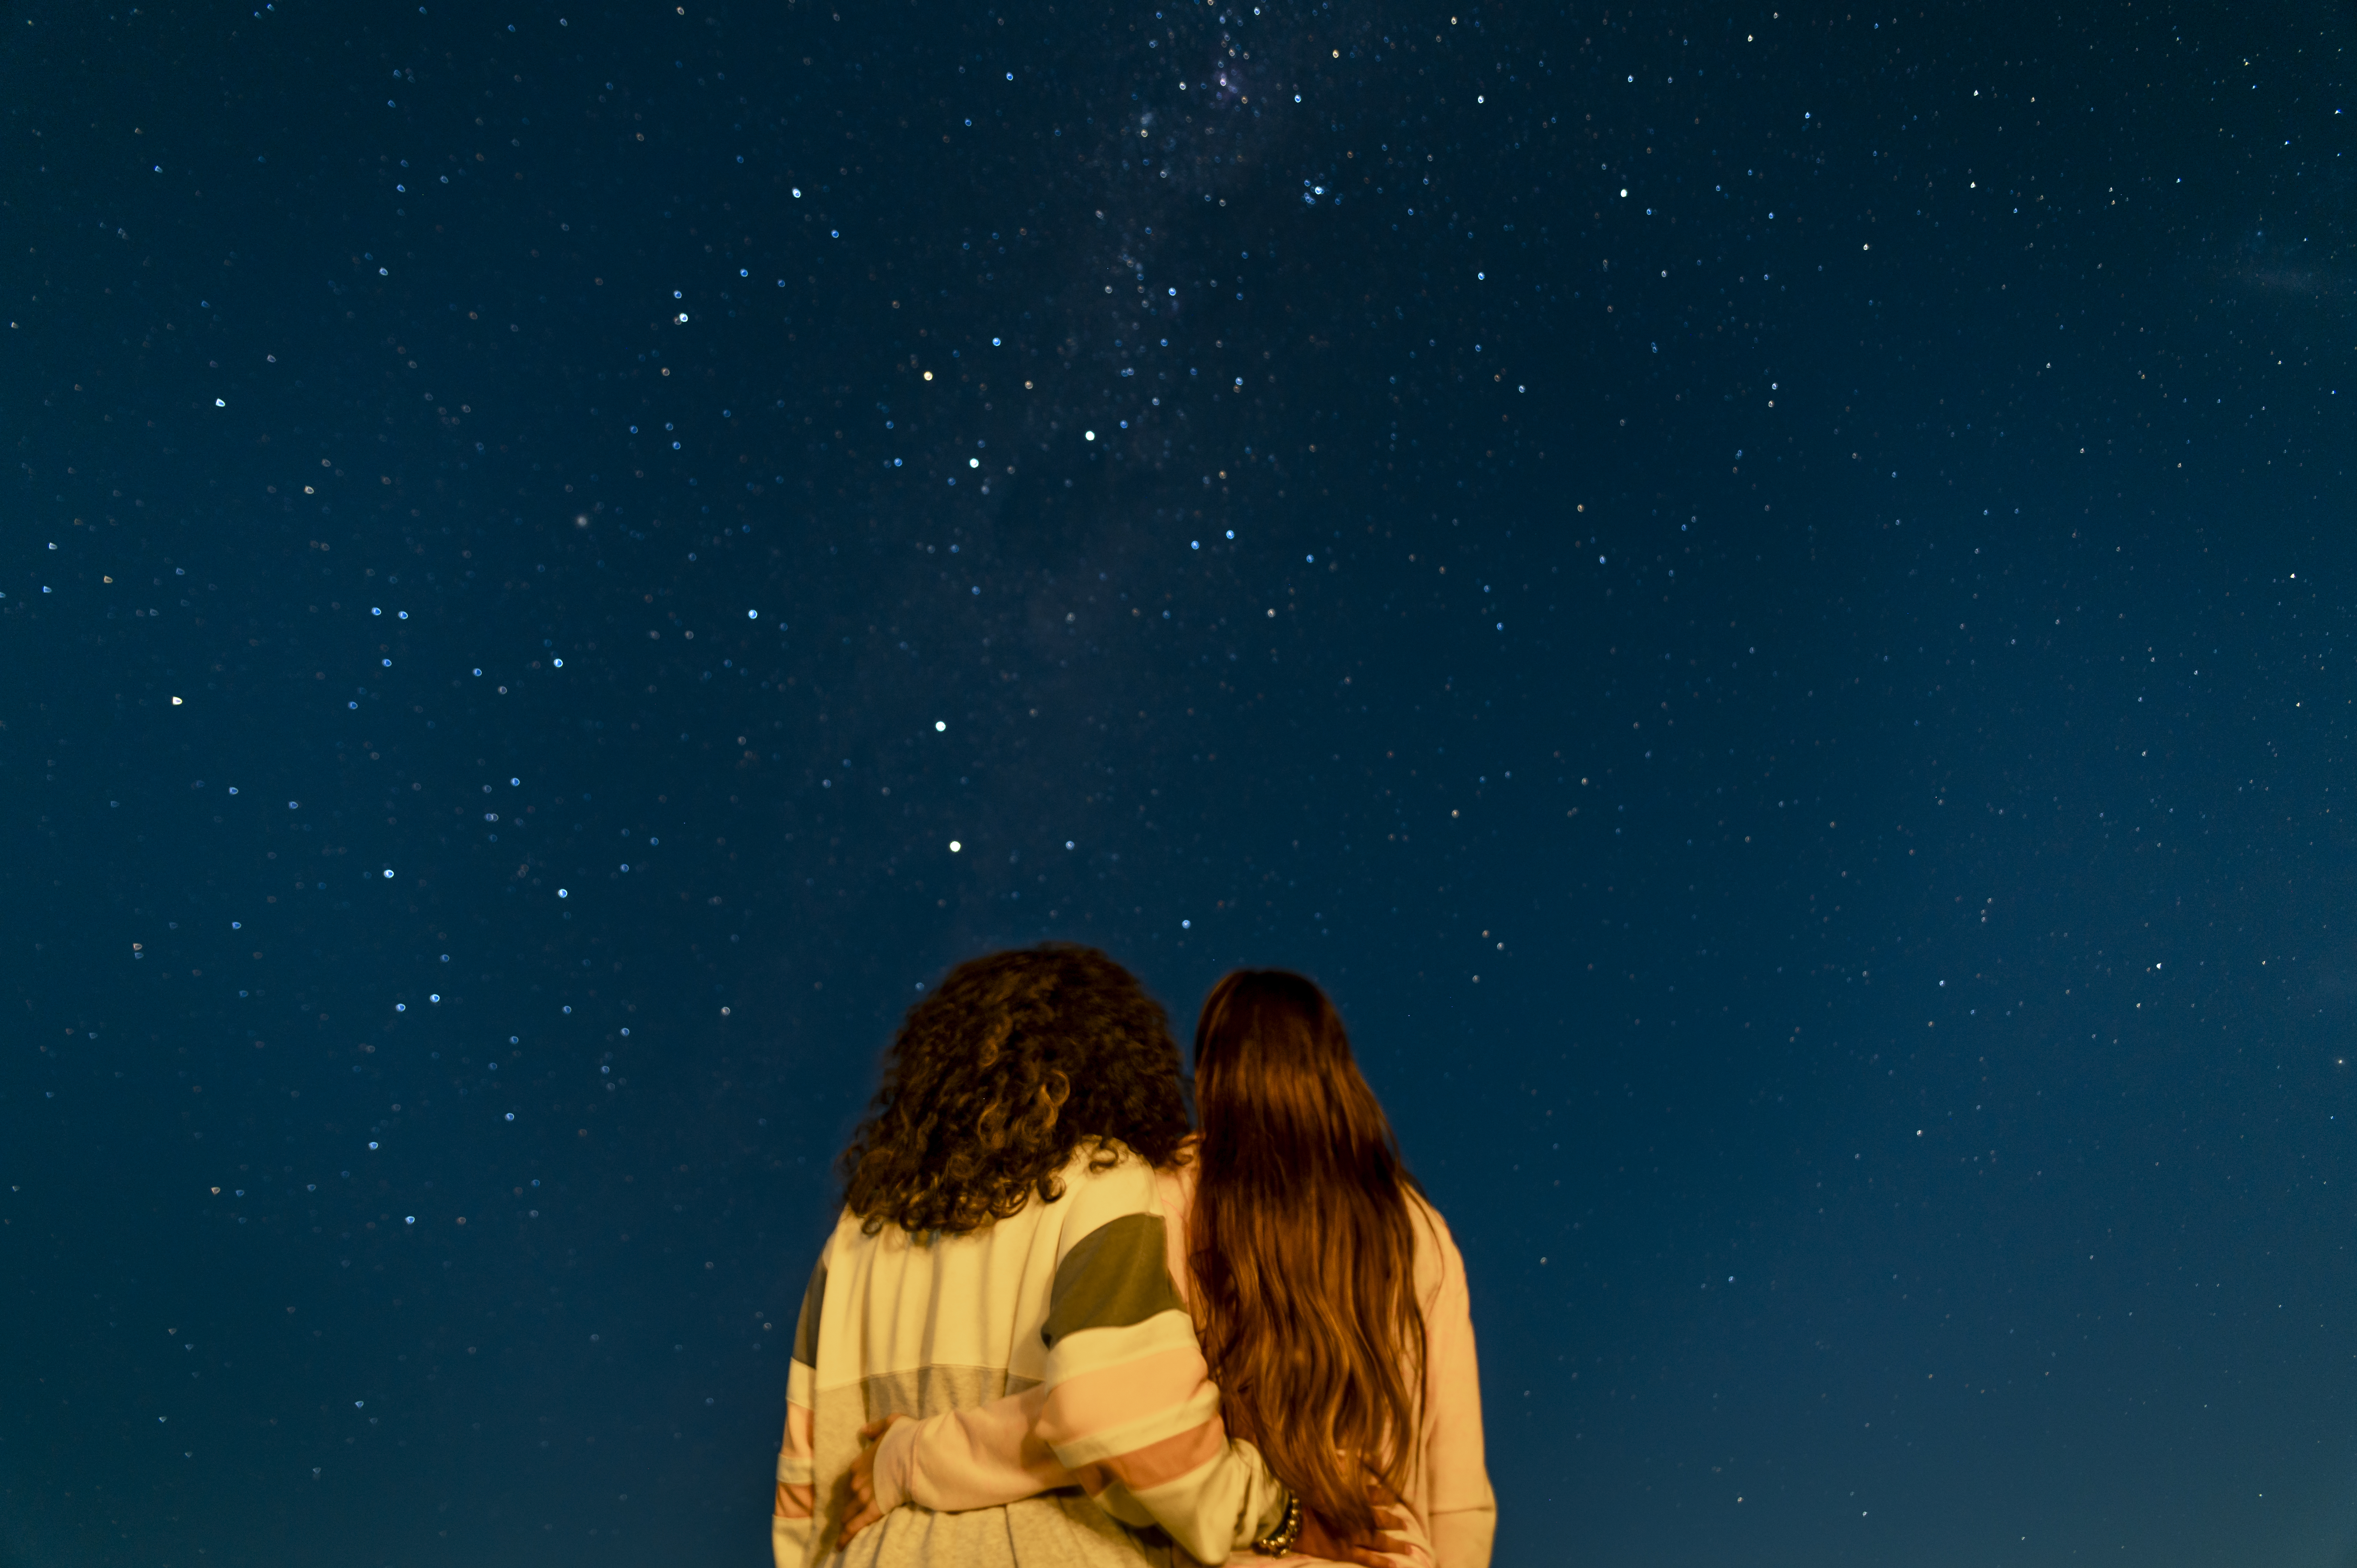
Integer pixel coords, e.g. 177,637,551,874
1187,970,1426,1539
838,943,1191,1236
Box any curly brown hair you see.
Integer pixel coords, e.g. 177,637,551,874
837,944,1191,1236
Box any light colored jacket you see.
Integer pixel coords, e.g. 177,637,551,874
869,1162,1497,1568
772,1143,1289,1568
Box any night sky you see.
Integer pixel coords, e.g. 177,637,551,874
5,1,2354,1564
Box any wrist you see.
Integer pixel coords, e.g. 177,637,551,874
871,1414,917,1515
1251,1489,1304,1557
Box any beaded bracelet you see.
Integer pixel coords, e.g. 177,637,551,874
1251,1491,1304,1557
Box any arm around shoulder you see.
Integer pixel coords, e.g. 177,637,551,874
1034,1180,1290,1562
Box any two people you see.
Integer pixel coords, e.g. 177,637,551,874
772,945,1493,1566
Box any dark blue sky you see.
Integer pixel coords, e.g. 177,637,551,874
5,1,2352,1563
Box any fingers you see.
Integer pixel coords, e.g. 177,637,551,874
857,1416,894,1442
839,1498,881,1542
1347,1547,1425,1568
1346,1547,1419,1568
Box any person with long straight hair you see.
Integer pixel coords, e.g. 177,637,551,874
846,969,1495,1566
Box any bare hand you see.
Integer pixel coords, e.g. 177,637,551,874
837,1414,910,1544
1293,1478,1428,1568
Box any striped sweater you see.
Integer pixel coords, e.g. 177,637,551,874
772,1142,1289,1567
866,1162,1497,1568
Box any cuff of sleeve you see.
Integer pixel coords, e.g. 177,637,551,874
772,1510,812,1568
872,1416,919,1516
1236,1440,1291,1545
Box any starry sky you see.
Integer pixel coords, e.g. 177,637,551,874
4,1,2353,1564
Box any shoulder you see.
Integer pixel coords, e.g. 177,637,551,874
1155,1156,1198,1227
1040,1142,1192,1344
1407,1188,1459,1250
1049,1138,1160,1233
1406,1189,1470,1309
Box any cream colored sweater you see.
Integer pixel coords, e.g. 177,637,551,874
868,1163,1497,1568
772,1144,1291,1568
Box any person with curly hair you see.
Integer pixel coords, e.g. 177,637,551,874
839,970,1493,1567
771,943,1294,1568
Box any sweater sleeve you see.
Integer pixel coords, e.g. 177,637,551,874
1419,1217,1496,1568
771,1252,826,1568
872,1381,1072,1515
1034,1208,1289,1562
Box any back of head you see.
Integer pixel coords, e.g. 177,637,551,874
1188,970,1425,1539
839,943,1190,1236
